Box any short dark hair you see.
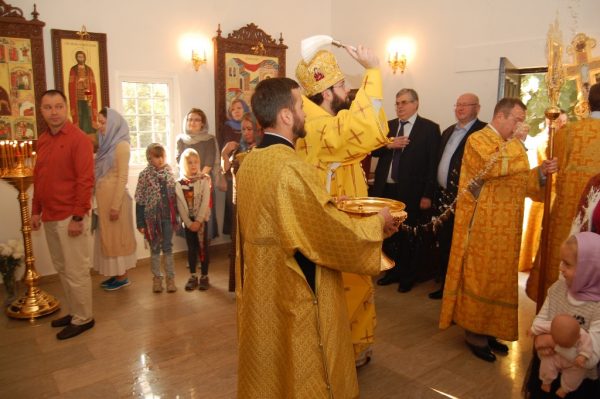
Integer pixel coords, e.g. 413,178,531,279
589,83,600,112
308,91,325,106
307,81,343,106
251,77,300,129
99,107,108,118
40,89,67,103
493,97,526,117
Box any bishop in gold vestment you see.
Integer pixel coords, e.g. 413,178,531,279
526,101,600,300
439,124,546,342
295,47,389,363
295,66,388,197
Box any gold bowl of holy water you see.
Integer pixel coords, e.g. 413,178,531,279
337,197,408,271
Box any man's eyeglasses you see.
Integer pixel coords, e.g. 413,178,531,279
395,100,415,106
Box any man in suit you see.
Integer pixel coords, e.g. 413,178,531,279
371,88,441,292
429,93,486,299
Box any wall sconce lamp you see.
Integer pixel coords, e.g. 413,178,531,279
191,50,207,71
388,52,407,74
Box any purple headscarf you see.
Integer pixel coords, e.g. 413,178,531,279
95,108,130,180
569,232,600,301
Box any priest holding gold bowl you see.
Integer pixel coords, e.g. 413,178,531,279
235,77,398,398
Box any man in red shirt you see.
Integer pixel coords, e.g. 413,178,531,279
32,89,95,340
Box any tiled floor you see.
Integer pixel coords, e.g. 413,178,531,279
0,247,538,398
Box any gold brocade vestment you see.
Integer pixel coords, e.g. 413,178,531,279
439,127,544,341
296,68,389,359
235,143,383,398
527,118,600,300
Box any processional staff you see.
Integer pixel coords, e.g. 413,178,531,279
536,19,565,312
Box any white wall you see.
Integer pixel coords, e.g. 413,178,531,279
332,0,600,127
3,0,599,275
3,0,332,276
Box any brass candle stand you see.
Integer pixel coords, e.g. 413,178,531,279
1,140,60,319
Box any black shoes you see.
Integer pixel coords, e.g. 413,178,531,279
185,276,198,291
377,274,412,293
428,288,443,300
488,338,509,354
198,275,210,290
397,282,412,293
56,319,95,340
466,342,496,362
376,275,398,286
50,314,72,327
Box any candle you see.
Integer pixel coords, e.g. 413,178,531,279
11,142,16,169
7,142,12,169
28,141,32,168
1,141,5,171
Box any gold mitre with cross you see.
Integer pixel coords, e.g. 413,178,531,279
296,50,345,97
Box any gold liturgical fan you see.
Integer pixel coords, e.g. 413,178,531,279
337,197,408,271
1,142,60,319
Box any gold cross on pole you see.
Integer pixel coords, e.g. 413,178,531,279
565,33,600,118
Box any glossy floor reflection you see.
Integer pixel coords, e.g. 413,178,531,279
0,247,537,398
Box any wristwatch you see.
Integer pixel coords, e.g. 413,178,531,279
71,215,83,222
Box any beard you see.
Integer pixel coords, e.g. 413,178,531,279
292,111,306,139
331,92,351,114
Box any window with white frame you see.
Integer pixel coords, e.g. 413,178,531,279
120,79,175,165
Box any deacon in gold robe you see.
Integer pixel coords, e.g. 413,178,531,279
295,46,389,366
235,77,398,398
526,84,600,300
439,98,557,362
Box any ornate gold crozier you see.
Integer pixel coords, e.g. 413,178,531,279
536,19,565,311
1,141,60,319
337,197,408,271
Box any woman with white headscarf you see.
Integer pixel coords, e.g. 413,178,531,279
94,108,137,291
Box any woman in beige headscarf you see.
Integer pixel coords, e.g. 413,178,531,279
94,108,137,291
